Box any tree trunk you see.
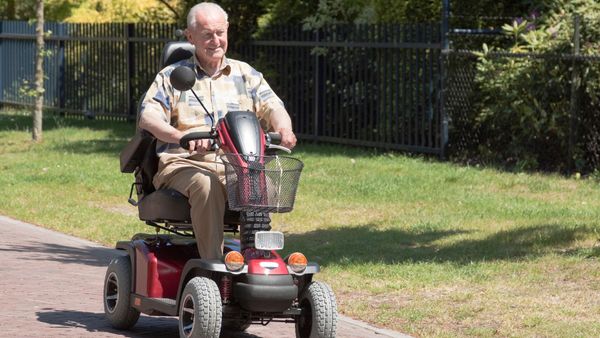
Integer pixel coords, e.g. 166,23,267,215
6,0,16,20
33,0,44,142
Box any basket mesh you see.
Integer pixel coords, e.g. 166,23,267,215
221,154,303,213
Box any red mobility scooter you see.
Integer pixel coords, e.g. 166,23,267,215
103,42,338,338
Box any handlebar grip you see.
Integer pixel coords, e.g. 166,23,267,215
180,131,213,149
268,132,282,145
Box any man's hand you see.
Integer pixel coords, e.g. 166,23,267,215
186,138,213,154
277,128,297,150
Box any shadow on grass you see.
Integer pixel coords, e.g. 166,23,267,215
284,224,596,266
1,112,137,155
49,139,130,155
0,112,135,139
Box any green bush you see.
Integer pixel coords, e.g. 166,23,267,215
472,0,600,172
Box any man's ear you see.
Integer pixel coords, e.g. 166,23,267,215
184,28,192,42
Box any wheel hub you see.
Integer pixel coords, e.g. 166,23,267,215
104,271,119,313
180,294,196,337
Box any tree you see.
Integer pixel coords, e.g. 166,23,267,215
33,0,44,142
0,0,181,22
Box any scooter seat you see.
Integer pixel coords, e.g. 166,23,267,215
138,189,190,223
138,188,241,227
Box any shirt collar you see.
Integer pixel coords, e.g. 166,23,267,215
192,55,231,78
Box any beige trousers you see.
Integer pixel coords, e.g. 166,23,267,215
153,154,226,260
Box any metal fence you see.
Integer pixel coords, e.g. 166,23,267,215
0,21,445,155
444,13,600,172
238,24,443,154
0,21,175,119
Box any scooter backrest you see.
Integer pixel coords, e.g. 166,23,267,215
120,41,196,171
159,41,195,70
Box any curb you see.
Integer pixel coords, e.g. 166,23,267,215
339,314,413,338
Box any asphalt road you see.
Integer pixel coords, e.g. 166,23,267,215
0,215,409,338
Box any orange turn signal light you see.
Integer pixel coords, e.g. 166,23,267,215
224,251,244,271
287,252,308,273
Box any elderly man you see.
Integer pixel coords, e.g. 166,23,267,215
139,2,296,260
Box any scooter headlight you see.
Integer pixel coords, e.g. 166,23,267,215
224,251,244,271
287,252,308,273
255,231,284,250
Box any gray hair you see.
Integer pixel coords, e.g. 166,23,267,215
187,2,229,28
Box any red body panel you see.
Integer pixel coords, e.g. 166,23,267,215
133,239,198,298
246,250,289,275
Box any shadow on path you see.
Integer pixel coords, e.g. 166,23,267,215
0,242,118,267
37,309,266,338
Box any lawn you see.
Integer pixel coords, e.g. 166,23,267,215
1,109,600,337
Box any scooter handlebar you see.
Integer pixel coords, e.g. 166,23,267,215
267,132,281,145
179,131,213,149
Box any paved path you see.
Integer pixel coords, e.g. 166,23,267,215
0,215,409,338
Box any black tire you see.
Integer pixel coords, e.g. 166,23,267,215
103,255,140,329
179,277,222,338
295,281,338,338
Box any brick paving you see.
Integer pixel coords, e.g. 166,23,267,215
0,215,409,338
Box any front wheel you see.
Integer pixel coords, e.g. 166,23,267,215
295,281,338,338
179,277,222,338
103,255,140,329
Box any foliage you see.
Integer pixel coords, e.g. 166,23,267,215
66,0,179,23
260,0,318,26
472,0,600,172
300,0,433,28
0,0,180,22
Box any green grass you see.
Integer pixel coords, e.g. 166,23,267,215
2,109,600,337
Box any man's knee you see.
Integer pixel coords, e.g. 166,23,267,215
188,171,224,199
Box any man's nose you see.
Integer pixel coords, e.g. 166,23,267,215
209,33,219,44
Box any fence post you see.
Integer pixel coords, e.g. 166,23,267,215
439,0,450,159
125,23,136,120
58,24,66,110
568,14,581,172
313,28,320,139
0,21,3,107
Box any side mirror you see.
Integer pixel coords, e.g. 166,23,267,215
170,66,196,91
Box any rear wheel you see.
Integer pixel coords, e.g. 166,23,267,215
295,281,337,338
179,277,222,338
103,255,140,329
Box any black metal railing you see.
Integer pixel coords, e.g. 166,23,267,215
0,21,175,119
0,21,445,156
444,14,600,172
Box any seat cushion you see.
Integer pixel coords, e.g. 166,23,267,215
138,189,242,226
138,189,191,222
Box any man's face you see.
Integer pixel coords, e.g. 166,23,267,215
186,12,229,66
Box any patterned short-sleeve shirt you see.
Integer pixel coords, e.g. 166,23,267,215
140,55,287,157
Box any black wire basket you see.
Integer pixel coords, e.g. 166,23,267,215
221,154,304,213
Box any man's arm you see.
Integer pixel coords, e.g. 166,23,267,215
140,114,212,153
139,114,183,144
268,108,297,149
138,72,212,154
